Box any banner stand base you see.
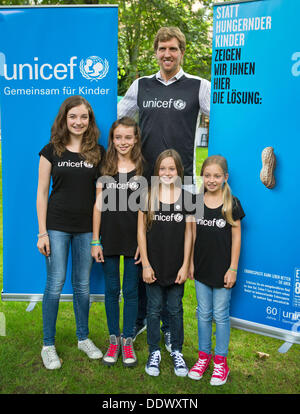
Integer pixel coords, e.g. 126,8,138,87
26,298,104,312
278,341,293,354
230,317,300,354
26,301,38,312
1,292,105,305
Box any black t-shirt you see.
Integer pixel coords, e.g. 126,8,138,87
193,196,245,288
39,143,105,233
143,189,194,287
100,169,147,257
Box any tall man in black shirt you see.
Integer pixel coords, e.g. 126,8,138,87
118,26,211,345
118,26,210,181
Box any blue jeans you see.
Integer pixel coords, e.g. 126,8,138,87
136,269,169,333
195,280,232,357
146,282,184,353
102,256,139,339
42,230,93,346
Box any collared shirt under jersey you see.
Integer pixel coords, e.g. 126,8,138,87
118,68,211,120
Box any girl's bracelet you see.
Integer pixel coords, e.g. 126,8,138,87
91,239,101,244
90,239,103,248
229,267,237,273
38,232,48,238
142,265,151,269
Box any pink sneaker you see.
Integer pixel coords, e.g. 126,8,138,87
103,335,120,366
210,355,230,386
188,351,212,380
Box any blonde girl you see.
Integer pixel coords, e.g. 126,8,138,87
188,155,245,386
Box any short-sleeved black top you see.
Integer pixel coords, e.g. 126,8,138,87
193,196,245,288
100,169,147,257
39,143,105,233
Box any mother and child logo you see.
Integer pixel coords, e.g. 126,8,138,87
80,56,109,81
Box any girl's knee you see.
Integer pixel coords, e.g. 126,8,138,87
44,280,64,296
213,308,230,324
122,287,138,302
197,304,213,322
105,284,120,299
72,280,90,295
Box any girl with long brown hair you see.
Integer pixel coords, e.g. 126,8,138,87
37,95,105,370
137,149,193,378
91,116,144,368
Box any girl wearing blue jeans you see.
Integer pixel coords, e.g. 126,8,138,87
91,117,144,367
138,149,193,377
37,96,105,370
188,155,245,386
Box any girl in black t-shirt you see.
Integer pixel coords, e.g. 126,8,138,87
37,96,105,370
137,149,193,377
188,155,245,386
91,117,144,367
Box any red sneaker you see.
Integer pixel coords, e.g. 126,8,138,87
188,351,212,380
210,355,230,386
122,337,137,367
103,335,120,366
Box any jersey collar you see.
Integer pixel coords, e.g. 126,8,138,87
156,68,184,85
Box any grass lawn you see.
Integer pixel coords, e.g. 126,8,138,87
0,146,299,397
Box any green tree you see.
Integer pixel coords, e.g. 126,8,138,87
113,0,213,95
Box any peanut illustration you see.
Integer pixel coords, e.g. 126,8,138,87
260,146,276,189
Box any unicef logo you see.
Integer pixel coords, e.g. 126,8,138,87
216,219,226,228
79,56,109,81
174,213,184,223
173,99,186,110
84,161,94,169
128,181,140,191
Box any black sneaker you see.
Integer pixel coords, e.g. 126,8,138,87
145,350,161,377
171,351,188,377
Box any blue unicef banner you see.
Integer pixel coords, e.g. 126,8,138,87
0,6,118,301
210,0,300,344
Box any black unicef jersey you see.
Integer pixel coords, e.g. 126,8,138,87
193,196,245,288
39,143,105,233
144,189,194,287
100,169,147,257
137,75,200,178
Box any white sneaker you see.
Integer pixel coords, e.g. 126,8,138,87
78,339,103,359
41,345,61,370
